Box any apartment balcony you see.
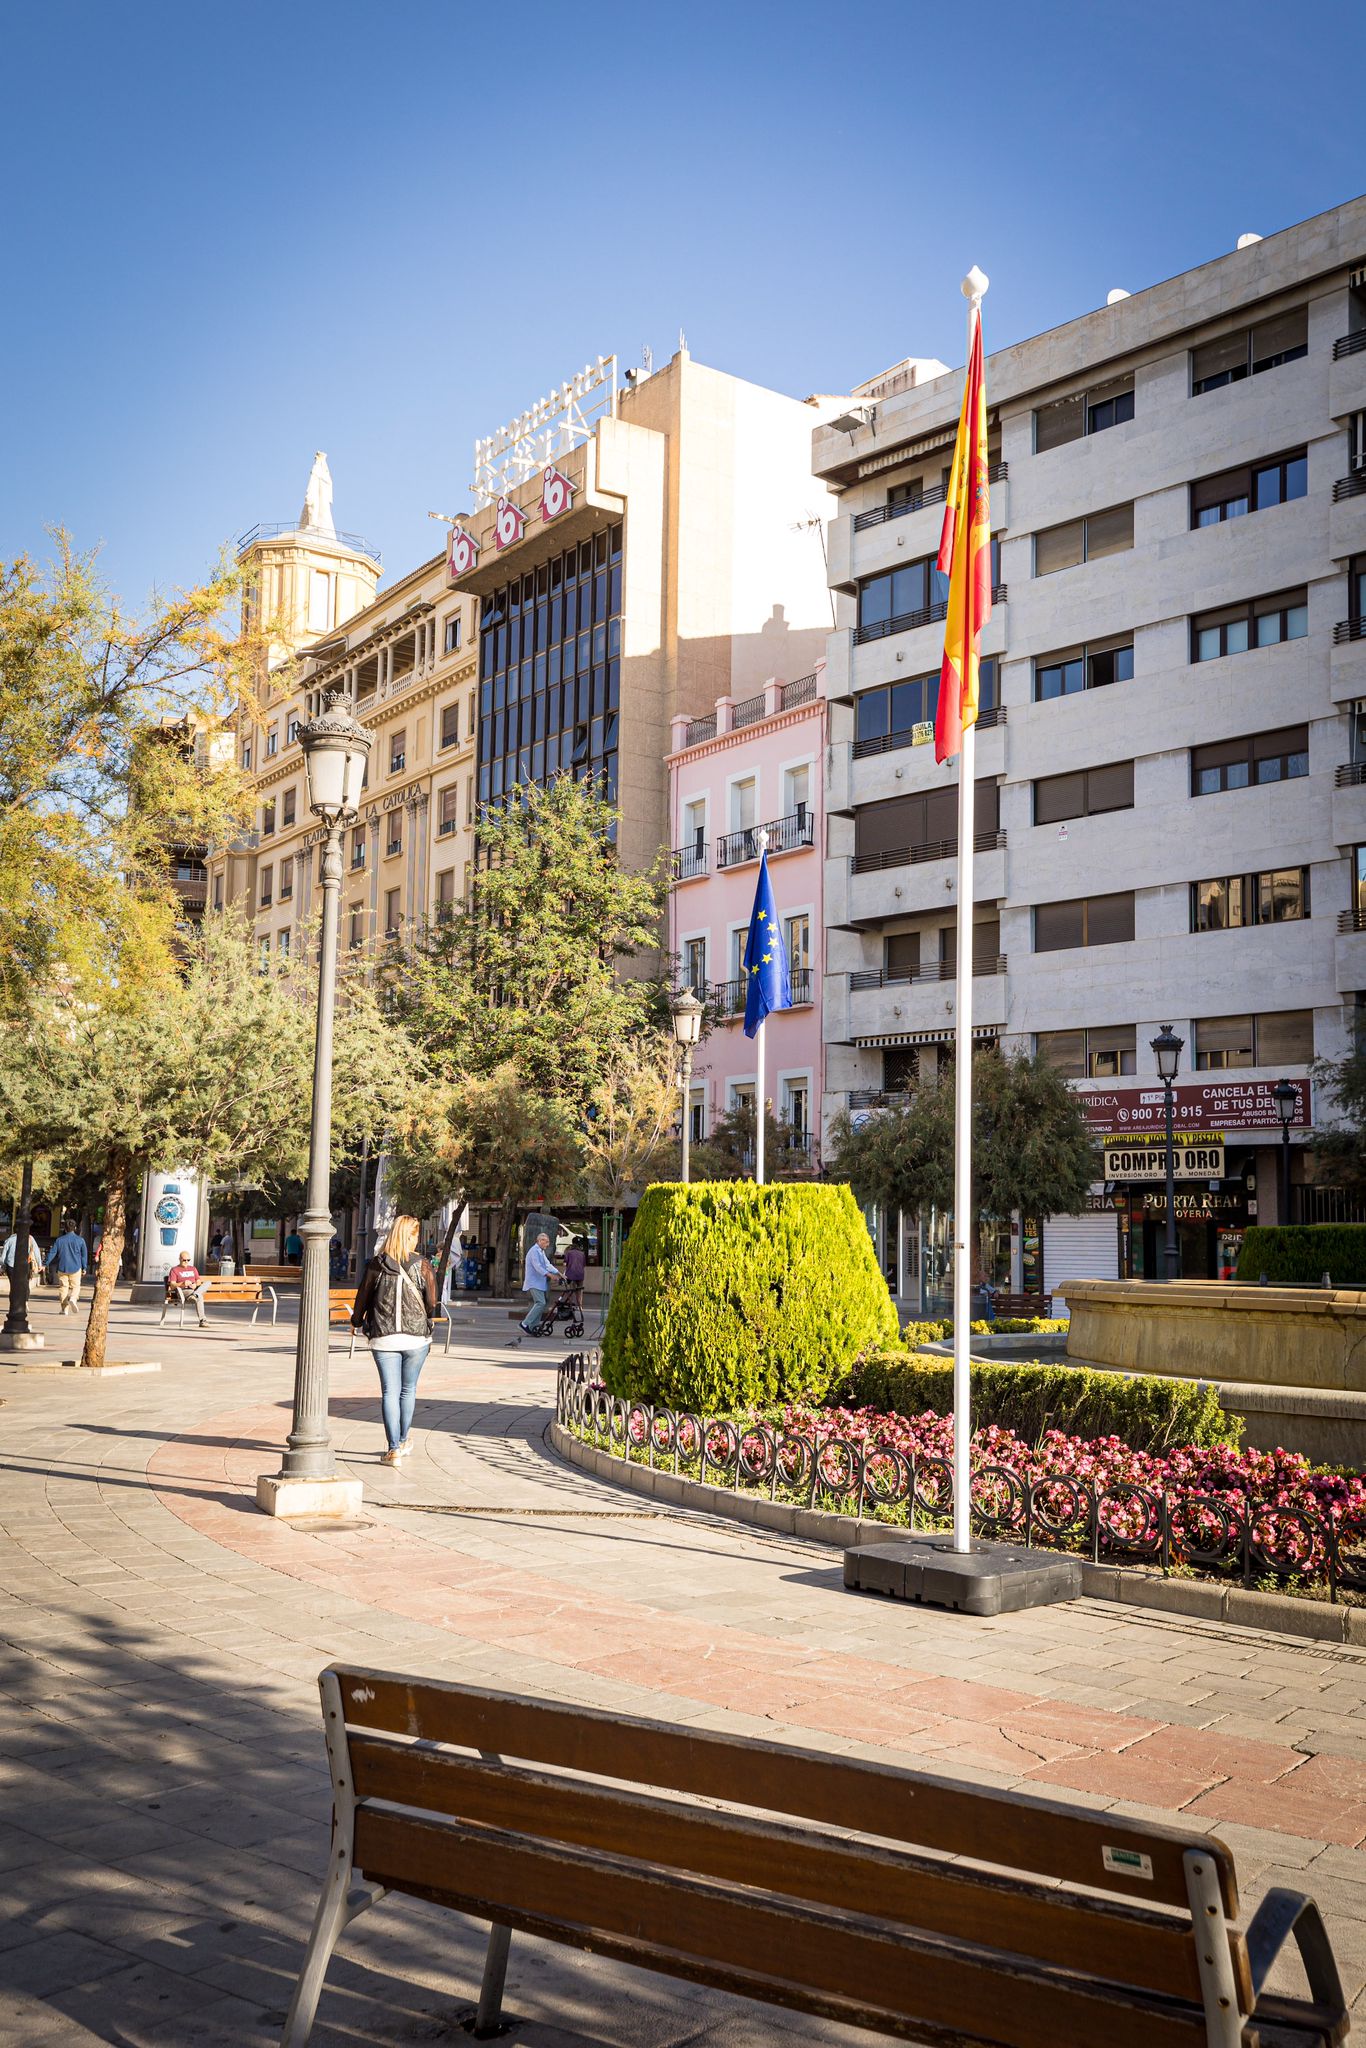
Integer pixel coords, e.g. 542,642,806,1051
848,589,1007,696
829,465,1008,592
848,955,1006,991
671,843,708,882
709,966,814,1024
1330,617,1366,705
1333,768,1366,848
841,829,1006,929
1330,330,1366,420
1329,472,1366,561
837,708,1007,815
715,810,815,870
843,962,1008,1043
1335,910,1366,995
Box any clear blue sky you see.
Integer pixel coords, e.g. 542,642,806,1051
2,0,1362,608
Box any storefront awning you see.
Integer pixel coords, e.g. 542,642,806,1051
854,1027,999,1049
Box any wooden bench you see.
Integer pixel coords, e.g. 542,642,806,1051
338,1294,455,1354
280,1665,1348,2048
158,1276,277,1328
988,1290,1053,1320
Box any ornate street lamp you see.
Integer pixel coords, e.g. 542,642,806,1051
1149,1023,1184,1283
257,688,371,1519
1273,1077,1298,1227
671,988,705,1184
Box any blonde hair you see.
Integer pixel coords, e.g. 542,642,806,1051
382,1215,421,1264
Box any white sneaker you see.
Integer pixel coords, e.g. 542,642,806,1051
380,1448,401,1467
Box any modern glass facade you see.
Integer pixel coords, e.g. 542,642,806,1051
477,521,624,810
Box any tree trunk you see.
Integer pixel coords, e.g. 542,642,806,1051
81,1156,129,1370
433,1194,466,1303
493,1204,514,1299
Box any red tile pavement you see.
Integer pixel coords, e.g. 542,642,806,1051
143,1394,1366,1849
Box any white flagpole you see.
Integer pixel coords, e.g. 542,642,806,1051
952,267,988,1556
755,827,769,1185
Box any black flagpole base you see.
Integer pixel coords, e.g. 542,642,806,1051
843,1536,1081,1617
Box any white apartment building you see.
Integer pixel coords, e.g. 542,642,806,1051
814,196,1366,1302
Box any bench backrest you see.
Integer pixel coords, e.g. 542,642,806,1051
204,1278,261,1297
326,1665,1249,2048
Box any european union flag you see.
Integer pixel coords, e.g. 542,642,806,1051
743,848,791,1038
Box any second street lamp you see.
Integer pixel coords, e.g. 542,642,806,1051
1149,1023,1184,1283
1274,1077,1298,1226
257,687,372,1519
671,988,705,1184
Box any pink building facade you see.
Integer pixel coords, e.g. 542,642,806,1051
667,667,826,1164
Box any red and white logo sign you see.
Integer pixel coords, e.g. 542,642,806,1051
447,526,480,580
541,465,575,522
494,497,528,551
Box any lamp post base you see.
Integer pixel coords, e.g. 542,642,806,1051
255,1472,364,1520
0,1330,45,1352
843,1536,1081,1616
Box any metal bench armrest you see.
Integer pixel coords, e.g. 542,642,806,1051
1246,1888,1348,2043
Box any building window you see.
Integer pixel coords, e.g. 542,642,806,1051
1192,590,1309,661
783,763,812,832
390,729,406,774
1036,1025,1137,1079
689,1089,706,1145
467,690,477,738
1191,868,1310,931
266,726,278,759
782,1079,810,1138
1191,450,1307,527
384,887,402,936
477,522,623,810
444,613,462,654
785,913,810,976
1191,725,1309,794
884,931,920,980
466,776,474,823
386,811,403,857
349,906,364,950
351,827,366,869
1034,638,1133,700
729,775,757,833
1034,374,1135,452
259,864,273,908
282,788,296,827
855,554,949,640
683,936,708,997
277,927,291,957
854,780,999,864
286,715,300,745
435,867,456,918
1033,760,1134,825
259,935,271,972
308,569,333,634
279,861,293,902
437,786,459,837
1034,503,1134,577
1034,891,1135,952
1191,308,1308,394
242,742,252,771
212,873,223,911
262,800,276,836
1194,1011,1313,1070
440,703,460,749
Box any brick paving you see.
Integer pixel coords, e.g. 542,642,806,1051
3,1285,1366,2042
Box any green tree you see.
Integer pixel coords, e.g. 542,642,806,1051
1310,1049,1366,1199
579,1042,681,1314
690,1099,815,1183
827,1048,1100,1230
0,913,417,1366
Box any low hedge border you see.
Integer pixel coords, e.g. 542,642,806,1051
1237,1224,1366,1286
549,1417,1366,1647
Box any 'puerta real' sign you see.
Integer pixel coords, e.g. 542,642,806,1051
1077,1077,1309,1137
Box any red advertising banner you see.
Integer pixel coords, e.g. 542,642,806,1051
1076,1077,1310,1137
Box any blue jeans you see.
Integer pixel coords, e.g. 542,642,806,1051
373,1343,431,1449
521,1288,548,1334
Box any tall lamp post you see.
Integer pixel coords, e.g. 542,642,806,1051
1273,1078,1297,1226
256,689,371,1520
0,1159,42,1352
1150,1024,1184,1283
671,989,704,1184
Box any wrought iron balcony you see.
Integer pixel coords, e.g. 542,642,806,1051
850,826,1005,876
848,954,1006,991
671,842,708,881
716,810,815,869
783,672,819,708
853,599,947,647
683,712,717,746
710,966,813,1020
851,703,1005,761
731,691,768,730
851,462,1008,532
1333,330,1366,359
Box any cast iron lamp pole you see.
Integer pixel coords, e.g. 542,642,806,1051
1274,1077,1297,1227
271,689,371,1500
1150,1024,1184,1283
0,1159,40,1351
671,988,705,1184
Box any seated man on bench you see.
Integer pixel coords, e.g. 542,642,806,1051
164,1250,208,1327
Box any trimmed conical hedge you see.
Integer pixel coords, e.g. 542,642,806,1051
602,1182,899,1410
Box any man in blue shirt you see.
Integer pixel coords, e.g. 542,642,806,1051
47,1220,89,1316
515,1231,562,1341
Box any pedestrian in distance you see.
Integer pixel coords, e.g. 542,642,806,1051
562,1234,586,1317
46,1220,89,1316
511,1229,561,1343
1,1226,44,1296
165,1250,208,1326
350,1214,437,1467
284,1227,304,1266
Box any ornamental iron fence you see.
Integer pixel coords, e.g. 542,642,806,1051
555,1358,1366,1602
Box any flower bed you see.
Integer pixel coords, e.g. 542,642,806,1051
558,1359,1366,1603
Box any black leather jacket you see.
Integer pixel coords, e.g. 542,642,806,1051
352,1254,437,1340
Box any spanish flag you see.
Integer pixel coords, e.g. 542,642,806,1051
933,307,992,764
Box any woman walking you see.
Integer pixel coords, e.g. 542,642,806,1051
351,1215,437,1467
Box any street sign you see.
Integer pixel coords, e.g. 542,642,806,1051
1104,1142,1226,1181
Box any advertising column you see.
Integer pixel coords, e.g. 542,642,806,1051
138,1170,206,1286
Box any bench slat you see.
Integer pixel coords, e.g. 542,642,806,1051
330,1665,1238,1916
349,1737,1209,2001
352,1807,1211,2048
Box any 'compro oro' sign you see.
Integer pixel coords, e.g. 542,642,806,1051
1104,1143,1226,1181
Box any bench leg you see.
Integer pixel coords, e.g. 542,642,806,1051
1183,1848,1244,2048
472,1921,511,2039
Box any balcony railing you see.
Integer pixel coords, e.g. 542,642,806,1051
1339,909,1366,933
850,826,1006,876
851,703,1006,761
784,672,819,708
1334,618,1366,644
846,1088,911,1111
684,712,717,746
236,521,381,564
851,462,1008,532
716,810,815,869
671,842,708,881
848,955,1006,991
1333,330,1366,359
1332,472,1366,502
731,691,768,730
1336,762,1366,787
711,966,813,1020
853,599,947,647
